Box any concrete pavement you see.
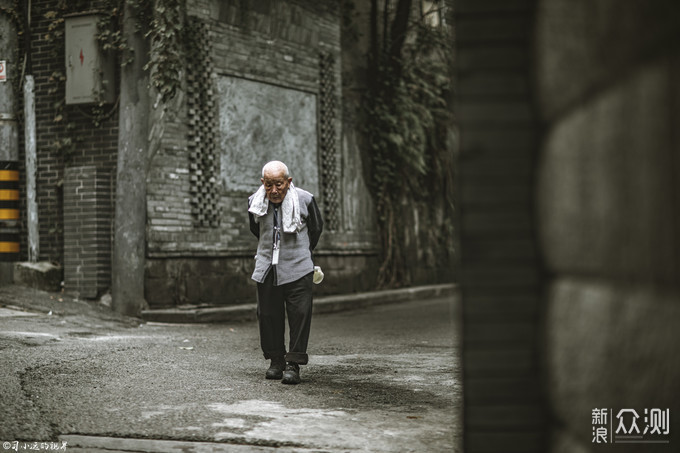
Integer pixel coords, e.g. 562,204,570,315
0,283,460,452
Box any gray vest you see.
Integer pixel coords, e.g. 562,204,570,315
251,188,314,285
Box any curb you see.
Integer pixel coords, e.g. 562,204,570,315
140,283,457,324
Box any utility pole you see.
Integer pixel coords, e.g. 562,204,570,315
111,3,150,316
0,0,20,282
0,2,18,163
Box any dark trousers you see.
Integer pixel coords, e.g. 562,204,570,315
256,269,314,365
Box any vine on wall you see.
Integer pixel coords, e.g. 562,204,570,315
43,1,76,159
363,1,455,288
144,0,184,104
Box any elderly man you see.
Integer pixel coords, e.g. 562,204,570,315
248,161,323,384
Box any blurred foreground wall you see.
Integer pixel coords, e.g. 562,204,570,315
535,1,680,451
457,1,680,451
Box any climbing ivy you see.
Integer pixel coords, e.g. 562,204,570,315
144,0,185,104
363,4,454,288
44,1,77,159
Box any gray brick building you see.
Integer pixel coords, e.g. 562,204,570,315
13,0,385,306
144,0,375,307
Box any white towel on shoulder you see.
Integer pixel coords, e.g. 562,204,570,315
248,183,303,233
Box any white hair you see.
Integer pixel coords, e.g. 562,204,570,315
262,161,289,178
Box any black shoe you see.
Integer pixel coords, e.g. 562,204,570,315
265,357,286,380
281,362,301,385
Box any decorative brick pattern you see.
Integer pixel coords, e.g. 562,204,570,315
148,1,345,259
63,166,112,298
144,1,381,307
318,51,339,231
21,0,380,307
186,18,221,228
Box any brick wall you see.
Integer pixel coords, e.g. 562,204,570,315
23,0,118,269
145,0,378,307
63,165,112,298
147,0,343,256
23,0,379,305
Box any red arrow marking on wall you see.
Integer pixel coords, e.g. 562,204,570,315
80,49,84,65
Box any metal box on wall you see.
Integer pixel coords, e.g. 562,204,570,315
65,14,115,105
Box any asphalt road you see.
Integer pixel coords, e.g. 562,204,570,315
0,295,461,452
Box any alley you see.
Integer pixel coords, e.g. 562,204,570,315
0,294,460,453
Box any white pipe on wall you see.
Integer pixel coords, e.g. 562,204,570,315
24,75,39,262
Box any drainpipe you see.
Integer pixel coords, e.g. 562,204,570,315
22,0,38,262
24,74,38,262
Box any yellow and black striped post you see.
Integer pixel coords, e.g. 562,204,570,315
0,161,20,261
